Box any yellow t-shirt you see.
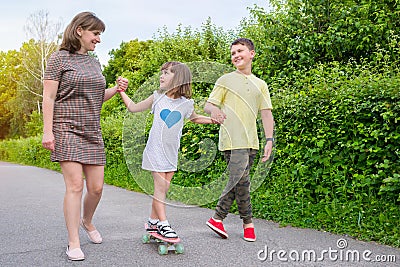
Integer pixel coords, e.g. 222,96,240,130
207,71,273,151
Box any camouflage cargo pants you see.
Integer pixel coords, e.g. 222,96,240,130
214,149,258,224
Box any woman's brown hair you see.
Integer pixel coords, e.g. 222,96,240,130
59,12,105,53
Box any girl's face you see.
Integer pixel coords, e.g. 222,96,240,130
230,43,255,70
77,27,102,54
160,67,175,90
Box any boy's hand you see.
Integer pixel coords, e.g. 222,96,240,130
262,141,273,162
116,77,129,92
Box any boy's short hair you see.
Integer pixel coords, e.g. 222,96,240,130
230,38,255,51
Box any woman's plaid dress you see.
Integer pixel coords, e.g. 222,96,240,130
44,50,106,165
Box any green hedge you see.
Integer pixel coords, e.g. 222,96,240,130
254,66,400,246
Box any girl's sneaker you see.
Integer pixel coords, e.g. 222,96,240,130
146,220,158,233
157,224,178,238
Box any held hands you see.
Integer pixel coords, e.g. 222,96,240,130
116,77,129,92
210,118,221,124
210,109,227,124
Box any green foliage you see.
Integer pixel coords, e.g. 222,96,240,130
0,50,21,138
10,40,57,138
103,39,154,87
0,135,59,171
103,18,234,99
254,59,400,246
240,0,400,81
100,113,143,192
24,111,43,137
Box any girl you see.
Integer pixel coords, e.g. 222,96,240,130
119,61,217,238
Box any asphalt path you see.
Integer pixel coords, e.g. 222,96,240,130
0,161,399,266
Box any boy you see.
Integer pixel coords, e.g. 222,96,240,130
204,38,274,242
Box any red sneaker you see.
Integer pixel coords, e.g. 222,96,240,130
243,227,256,242
206,217,228,239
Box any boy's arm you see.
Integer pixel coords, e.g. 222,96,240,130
204,102,226,124
119,91,153,113
260,109,274,162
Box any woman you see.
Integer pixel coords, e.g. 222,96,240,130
41,11,128,261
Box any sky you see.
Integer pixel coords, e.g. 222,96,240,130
1,0,270,65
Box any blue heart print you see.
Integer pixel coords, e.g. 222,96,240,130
160,109,182,128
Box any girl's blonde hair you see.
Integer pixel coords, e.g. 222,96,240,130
60,12,105,53
159,61,192,99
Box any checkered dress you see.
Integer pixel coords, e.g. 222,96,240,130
44,50,106,165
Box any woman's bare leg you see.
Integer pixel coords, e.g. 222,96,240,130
60,161,84,249
81,164,104,231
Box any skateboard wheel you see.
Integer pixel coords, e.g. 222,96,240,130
158,244,168,255
175,243,184,254
142,234,150,243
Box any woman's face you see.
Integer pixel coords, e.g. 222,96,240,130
77,28,102,54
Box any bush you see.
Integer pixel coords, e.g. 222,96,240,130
253,61,400,246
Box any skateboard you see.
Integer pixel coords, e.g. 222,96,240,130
142,223,184,255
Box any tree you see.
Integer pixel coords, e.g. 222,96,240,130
240,0,400,80
8,10,62,137
0,51,21,138
21,9,62,113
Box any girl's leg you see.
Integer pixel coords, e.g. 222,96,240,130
60,161,84,250
151,171,174,221
81,164,104,231
150,171,178,238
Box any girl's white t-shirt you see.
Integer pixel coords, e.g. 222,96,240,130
142,91,194,172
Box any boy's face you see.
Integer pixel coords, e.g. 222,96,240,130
230,43,255,70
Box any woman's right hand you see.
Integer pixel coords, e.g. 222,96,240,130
42,132,55,152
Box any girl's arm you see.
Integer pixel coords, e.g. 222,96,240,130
189,111,219,124
119,91,154,113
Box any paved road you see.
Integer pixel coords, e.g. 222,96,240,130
0,162,399,267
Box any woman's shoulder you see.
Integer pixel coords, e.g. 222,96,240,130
48,50,71,62
50,50,69,57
